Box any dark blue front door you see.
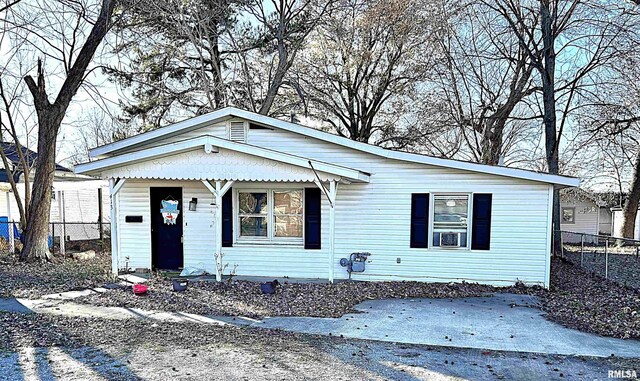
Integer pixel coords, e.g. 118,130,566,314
151,187,183,270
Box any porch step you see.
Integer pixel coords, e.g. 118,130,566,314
117,274,148,284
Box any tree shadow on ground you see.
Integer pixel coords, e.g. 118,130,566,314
1,312,142,381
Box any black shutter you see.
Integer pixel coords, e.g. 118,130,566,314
472,193,492,250
410,193,430,248
305,188,321,249
221,189,233,247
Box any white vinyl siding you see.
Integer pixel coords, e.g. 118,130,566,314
559,199,599,235
116,180,216,272
109,117,555,286
113,122,228,156
246,126,551,286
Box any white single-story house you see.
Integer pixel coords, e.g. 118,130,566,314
75,107,579,287
559,188,612,241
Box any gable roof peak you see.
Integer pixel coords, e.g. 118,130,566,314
88,107,579,188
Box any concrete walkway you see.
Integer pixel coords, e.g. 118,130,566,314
255,293,640,358
0,297,256,326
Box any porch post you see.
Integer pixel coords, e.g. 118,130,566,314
108,179,127,275
207,180,234,282
214,181,223,282
109,178,118,275
328,180,338,283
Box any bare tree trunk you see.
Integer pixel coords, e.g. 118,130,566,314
480,119,506,165
258,58,290,115
19,0,115,261
622,152,640,238
540,0,561,253
20,114,61,261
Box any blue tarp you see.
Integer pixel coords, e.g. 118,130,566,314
0,216,20,241
0,217,52,248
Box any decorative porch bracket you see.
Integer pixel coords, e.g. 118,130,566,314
202,179,235,281
314,180,338,283
109,178,126,275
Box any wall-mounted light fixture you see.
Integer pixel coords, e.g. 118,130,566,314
189,197,198,211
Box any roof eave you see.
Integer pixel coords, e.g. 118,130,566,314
87,106,579,187
78,135,370,183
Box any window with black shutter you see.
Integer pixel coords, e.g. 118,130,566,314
410,193,430,248
221,189,233,247
471,193,492,250
305,188,321,249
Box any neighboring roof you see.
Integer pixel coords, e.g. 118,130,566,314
0,142,71,172
88,107,580,187
595,191,627,209
77,135,371,183
0,171,14,183
560,188,606,207
561,188,627,209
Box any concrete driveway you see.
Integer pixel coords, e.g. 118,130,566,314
256,293,640,358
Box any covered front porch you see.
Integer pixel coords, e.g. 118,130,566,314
75,135,370,282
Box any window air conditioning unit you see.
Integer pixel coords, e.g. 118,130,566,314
440,232,461,247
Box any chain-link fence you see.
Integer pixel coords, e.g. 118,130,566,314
557,230,640,290
0,221,111,256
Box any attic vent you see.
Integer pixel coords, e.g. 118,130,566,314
229,121,246,143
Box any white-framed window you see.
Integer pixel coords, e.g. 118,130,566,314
235,189,304,243
562,207,575,224
238,191,268,237
273,190,303,238
431,194,470,248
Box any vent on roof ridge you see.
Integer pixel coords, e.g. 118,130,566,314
229,121,246,143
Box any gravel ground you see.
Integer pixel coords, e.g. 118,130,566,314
0,312,638,380
0,252,113,298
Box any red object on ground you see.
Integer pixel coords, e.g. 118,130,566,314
132,283,148,295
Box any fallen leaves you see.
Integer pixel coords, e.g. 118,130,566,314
3,250,639,341
75,277,498,319
539,257,640,340
0,252,113,298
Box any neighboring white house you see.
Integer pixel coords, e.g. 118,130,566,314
75,107,579,287
559,188,613,240
0,142,110,243
612,209,640,240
